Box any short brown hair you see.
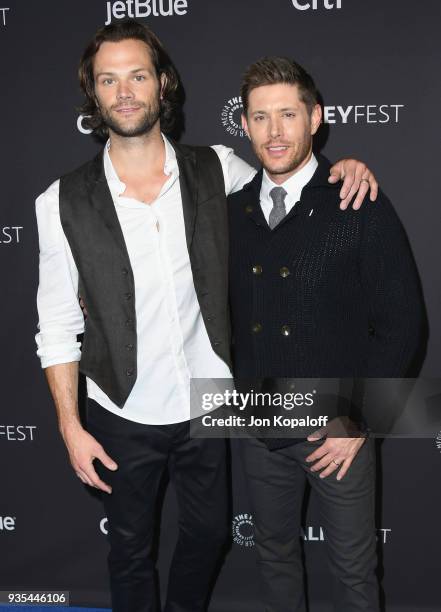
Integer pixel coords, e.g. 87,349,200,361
241,56,319,116
78,19,180,139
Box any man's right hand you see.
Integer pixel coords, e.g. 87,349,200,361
61,424,118,494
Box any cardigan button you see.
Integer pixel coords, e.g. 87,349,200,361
125,292,133,300
125,318,133,327
279,266,290,278
126,343,134,351
126,368,134,377
245,205,254,213
252,264,263,275
281,325,291,336
252,322,263,334
122,268,129,276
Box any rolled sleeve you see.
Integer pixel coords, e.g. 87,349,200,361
35,180,85,368
210,144,256,195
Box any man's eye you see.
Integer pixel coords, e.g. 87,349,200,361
103,79,114,85
254,116,265,121
284,113,295,118
134,75,145,81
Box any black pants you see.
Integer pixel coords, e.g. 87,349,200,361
86,399,229,612
239,436,379,612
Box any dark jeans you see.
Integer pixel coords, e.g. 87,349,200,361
86,399,229,612
239,436,379,612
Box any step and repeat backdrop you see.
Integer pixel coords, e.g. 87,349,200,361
1,1,440,610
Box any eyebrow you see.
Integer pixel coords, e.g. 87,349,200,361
95,67,150,78
252,107,299,114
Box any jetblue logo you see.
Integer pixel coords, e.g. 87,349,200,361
0,516,16,531
292,0,341,10
105,0,189,25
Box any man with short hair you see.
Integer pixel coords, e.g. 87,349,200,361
35,20,378,612
228,57,424,611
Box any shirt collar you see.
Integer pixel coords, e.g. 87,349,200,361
103,132,178,196
261,153,318,203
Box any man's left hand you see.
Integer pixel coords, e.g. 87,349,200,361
329,159,378,210
305,418,366,481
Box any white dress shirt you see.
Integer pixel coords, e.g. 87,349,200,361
259,153,318,223
35,135,256,425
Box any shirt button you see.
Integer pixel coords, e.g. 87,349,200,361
252,264,263,275
280,266,290,278
126,343,134,351
281,325,291,336
126,368,134,377
252,323,263,334
125,292,133,300
245,205,253,213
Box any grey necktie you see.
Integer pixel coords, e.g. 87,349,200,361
268,186,288,229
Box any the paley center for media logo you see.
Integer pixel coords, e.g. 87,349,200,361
220,97,404,138
105,0,189,24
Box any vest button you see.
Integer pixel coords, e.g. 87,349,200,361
126,343,134,351
280,266,290,278
245,205,253,213
281,325,291,336
252,322,262,334
252,264,263,275
126,368,134,376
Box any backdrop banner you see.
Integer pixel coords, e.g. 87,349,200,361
1,1,440,610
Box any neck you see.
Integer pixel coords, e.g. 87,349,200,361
266,149,313,185
108,123,165,177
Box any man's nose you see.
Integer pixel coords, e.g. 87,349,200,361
116,80,134,99
269,117,281,139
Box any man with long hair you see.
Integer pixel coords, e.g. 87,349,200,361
35,20,378,612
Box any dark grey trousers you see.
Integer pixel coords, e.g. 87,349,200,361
239,436,379,612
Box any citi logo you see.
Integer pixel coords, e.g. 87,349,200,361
0,8,9,26
292,0,341,10
324,104,404,125
105,0,189,25
0,516,16,531
0,226,23,244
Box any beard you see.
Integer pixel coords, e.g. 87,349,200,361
100,96,161,138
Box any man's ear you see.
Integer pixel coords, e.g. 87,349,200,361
160,73,167,100
241,113,250,140
310,103,322,136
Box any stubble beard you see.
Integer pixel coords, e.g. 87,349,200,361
100,96,161,138
257,135,312,178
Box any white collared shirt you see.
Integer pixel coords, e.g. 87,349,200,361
35,135,256,424
259,153,318,223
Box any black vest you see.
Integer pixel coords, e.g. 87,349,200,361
59,142,231,408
